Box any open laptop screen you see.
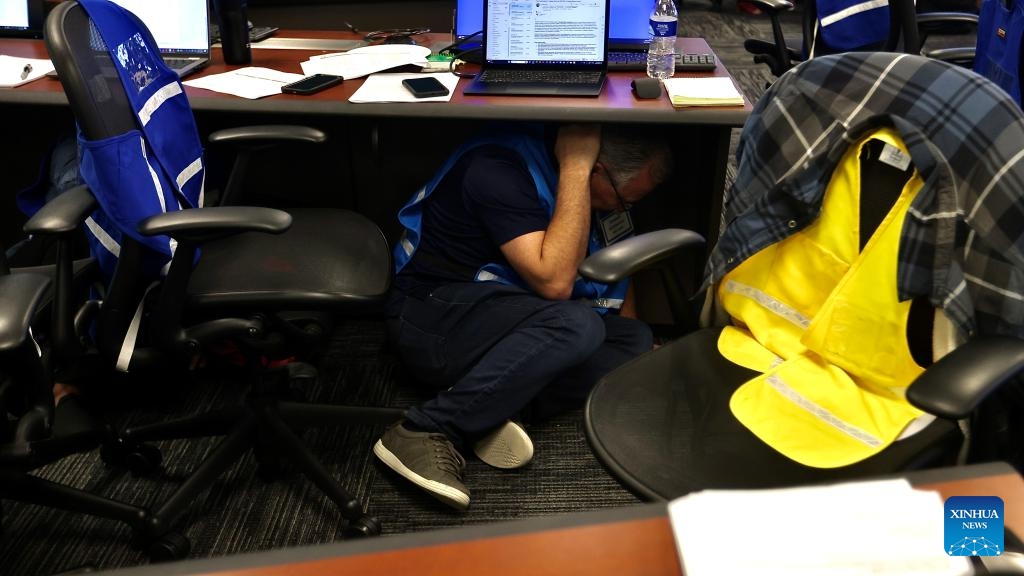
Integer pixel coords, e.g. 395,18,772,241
0,0,43,38
106,0,209,55
460,0,648,45
485,0,607,65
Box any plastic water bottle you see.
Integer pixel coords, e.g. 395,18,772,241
647,0,678,79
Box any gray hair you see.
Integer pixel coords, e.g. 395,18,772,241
597,125,673,189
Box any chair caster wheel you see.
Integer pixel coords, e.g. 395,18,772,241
146,531,190,562
101,439,163,476
126,444,163,476
287,362,318,401
343,515,382,538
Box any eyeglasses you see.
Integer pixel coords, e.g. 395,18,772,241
604,171,633,212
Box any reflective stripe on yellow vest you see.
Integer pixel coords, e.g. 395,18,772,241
719,127,927,468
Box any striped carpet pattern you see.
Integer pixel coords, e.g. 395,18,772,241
0,3,831,573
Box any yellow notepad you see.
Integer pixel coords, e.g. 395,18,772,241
663,77,744,108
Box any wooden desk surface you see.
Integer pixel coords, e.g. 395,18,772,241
106,462,1023,576
0,31,751,125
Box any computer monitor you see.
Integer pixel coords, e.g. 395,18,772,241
455,0,653,47
0,0,43,38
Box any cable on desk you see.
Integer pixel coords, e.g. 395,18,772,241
448,48,480,78
363,28,431,44
436,30,481,56
439,30,483,77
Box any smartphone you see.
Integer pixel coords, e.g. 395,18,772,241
402,76,450,98
281,74,343,95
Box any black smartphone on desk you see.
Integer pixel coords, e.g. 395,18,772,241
281,74,343,95
402,76,449,98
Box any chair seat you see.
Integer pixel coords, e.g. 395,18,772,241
585,327,963,501
187,208,392,311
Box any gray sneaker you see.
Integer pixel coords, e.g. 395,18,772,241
473,420,534,469
373,421,470,510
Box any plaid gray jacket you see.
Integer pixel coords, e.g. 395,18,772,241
704,52,1024,339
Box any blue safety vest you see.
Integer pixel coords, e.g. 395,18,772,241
75,0,206,282
394,131,628,312
814,0,890,54
974,0,1024,106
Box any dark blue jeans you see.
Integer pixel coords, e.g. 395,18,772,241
388,282,653,449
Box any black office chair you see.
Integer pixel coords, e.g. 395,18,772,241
743,0,977,80
580,52,1024,501
0,204,156,539
42,0,404,560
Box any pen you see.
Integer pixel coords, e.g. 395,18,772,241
20,63,32,80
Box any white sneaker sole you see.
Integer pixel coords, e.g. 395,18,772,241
373,440,471,510
473,421,534,469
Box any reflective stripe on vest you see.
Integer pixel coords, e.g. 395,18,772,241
719,127,927,468
814,0,889,53
393,131,628,311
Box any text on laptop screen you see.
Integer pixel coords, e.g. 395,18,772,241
486,0,607,64
0,0,28,30
107,0,209,54
460,0,648,43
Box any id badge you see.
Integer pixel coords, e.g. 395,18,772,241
598,210,634,245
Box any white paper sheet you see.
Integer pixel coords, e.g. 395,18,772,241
669,479,972,576
348,72,460,103
0,55,55,88
183,67,304,99
300,44,431,80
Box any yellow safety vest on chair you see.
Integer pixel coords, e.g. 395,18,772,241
718,127,929,468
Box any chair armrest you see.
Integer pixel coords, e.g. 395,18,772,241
137,206,292,243
924,46,976,66
578,228,705,283
907,336,1024,419
207,125,327,206
207,125,327,145
22,185,99,235
915,11,979,27
744,0,794,13
0,273,52,351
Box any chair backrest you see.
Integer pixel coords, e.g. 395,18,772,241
803,0,918,59
44,1,135,141
745,0,923,80
43,0,206,366
716,51,1024,341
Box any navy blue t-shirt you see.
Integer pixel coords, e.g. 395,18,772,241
393,143,552,298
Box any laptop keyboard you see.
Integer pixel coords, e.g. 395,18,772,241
163,57,196,69
478,70,604,84
607,51,717,71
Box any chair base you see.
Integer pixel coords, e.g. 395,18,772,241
0,471,150,535
117,362,406,560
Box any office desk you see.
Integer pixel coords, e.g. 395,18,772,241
102,462,1022,576
1,31,748,320
0,32,749,122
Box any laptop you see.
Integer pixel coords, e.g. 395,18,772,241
0,0,43,38
463,0,610,97
455,0,668,70
108,0,211,78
